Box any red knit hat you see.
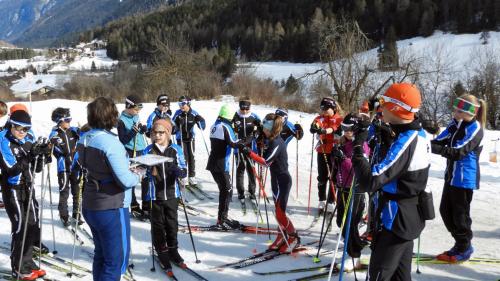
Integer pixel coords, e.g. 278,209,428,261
9,103,29,115
381,83,421,120
153,119,172,134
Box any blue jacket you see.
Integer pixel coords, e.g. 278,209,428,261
146,108,174,132
143,142,186,201
117,111,147,151
77,129,140,211
206,118,238,173
353,120,430,240
49,126,79,173
431,119,483,189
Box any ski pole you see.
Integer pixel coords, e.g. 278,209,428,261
46,163,58,254
178,180,201,263
307,134,315,215
68,171,85,277
148,171,156,272
295,117,302,200
326,176,355,281
416,236,421,274
261,167,271,242
338,182,356,281
17,156,38,281
314,191,338,263
38,155,47,268
199,126,210,157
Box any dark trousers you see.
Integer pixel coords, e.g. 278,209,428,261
2,188,37,272
210,171,232,221
440,182,473,252
271,172,295,234
83,208,130,281
126,149,149,211
236,153,256,199
178,139,196,178
57,171,80,218
317,152,334,203
336,189,365,258
151,199,179,251
369,229,413,281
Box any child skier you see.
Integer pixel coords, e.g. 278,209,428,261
352,83,431,280
232,98,260,203
207,104,240,229
144,118,187,270
309,97,343,213
431,94,486,262
172,96,206,187
331,113,370,271
275,108,304,145
0,110,50,280
117,95,149,217
238,113,299,253
48,107,81,226
146,94,174,137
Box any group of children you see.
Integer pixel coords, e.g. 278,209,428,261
0,81,487,280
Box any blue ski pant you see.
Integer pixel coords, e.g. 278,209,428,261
83,208,130,281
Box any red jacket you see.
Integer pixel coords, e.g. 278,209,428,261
311,114,343,153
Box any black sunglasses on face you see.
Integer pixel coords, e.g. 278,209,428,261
14,126,30,133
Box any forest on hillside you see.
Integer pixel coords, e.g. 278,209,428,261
89,0,500,63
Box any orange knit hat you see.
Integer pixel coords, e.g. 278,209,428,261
381,83,421,120
9,103,29,115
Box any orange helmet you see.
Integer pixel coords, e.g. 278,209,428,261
380,83,421,120
9,103,29,115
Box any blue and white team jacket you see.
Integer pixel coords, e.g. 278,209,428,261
431,119,483,189
353,120,430,240
206,118,238,173
143,142,186,201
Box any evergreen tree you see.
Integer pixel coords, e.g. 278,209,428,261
91,61,97,72
284,74,299,95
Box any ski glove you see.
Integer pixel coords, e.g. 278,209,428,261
331,145,345,161
194,115,206,130
294,123,304,140
430,142,445,155
310,122,326,134
236,142,251,156
168,166,187,178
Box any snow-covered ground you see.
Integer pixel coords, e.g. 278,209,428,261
241,30,500,84
0,49,118,96
0,99,499,281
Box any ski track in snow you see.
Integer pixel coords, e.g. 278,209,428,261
0,99,499,281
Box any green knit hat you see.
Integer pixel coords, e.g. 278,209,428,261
219,104,235,120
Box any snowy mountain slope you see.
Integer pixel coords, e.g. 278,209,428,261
242,31,500,84
0,99,499,281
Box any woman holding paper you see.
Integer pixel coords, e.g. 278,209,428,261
77,97,142,281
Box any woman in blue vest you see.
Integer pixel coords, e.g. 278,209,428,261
78,97,142,281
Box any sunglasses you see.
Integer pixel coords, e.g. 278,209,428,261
178,101,189,107
14,125,30,133
453,98,478,115
153,130,166,135
240,106,250,111
61,117,72,123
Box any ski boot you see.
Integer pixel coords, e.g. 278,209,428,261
268,231,285,251
26,260,46,277
157,249,173,270
317,201,326,216
278,233,300,253
437,245,474,263
60,215,70,227
168,247,186,269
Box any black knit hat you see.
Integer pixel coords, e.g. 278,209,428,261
125,95,143,109
9,110,31,127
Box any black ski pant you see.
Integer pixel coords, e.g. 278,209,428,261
336,188,365,258
126,149,149,212
236,152,256,199
151,198,179,252
57,170,80,219
369,229,413,281
317,152,334,203
440,182,473,252
210,171,232,222
178,139,196,178
2,187,38,273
